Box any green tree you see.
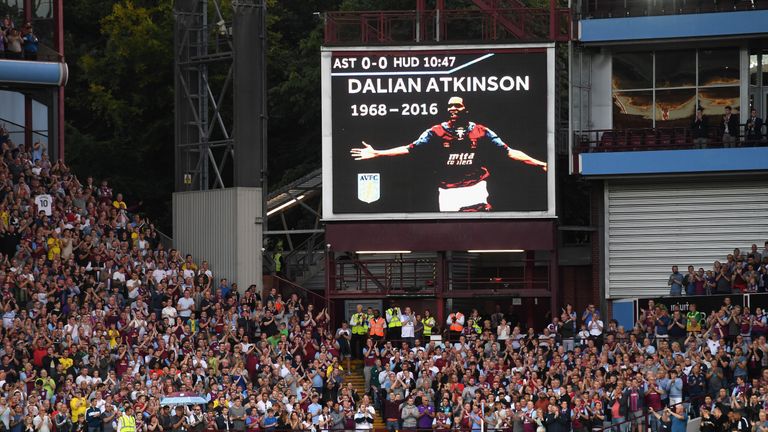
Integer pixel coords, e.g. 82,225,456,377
65,0,174,228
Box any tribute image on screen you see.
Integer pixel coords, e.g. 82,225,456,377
324,47,553,218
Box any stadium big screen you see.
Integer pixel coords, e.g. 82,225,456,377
321,45,555,220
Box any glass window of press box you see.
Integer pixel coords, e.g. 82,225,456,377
612,48,740,129
748,50,768,120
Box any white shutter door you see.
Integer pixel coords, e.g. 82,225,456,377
605,179,768,298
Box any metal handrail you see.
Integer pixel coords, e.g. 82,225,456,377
154,228,175,251
0,116,49,140
594,394,706,432
580,0,768,19
271,274,329,305
332,258,438,295
285,232,324,266
574,125,766,153
324,7,572,44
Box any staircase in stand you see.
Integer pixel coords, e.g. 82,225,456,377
347,359,385,429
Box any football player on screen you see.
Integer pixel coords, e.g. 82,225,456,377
350,96,547,212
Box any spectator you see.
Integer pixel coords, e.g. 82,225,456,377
349,304,368,359
0,27,6,59
682,265,697,295
686,303,705,334
421,309,435,340
745,107,763,145
715,262,732,293
353,400,374,430
5,28,22,60
416,396,434,429
384,303,402,341
335,320,352,373
691,107,709,149
623,379,645,432
400,307,415,347
446,310,465,338
721,105,739,148
587,311,604,345
20,23,37,61
84,399,100,432
667,266,683,296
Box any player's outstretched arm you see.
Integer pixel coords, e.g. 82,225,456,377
350,141,410,160
507,148,548,171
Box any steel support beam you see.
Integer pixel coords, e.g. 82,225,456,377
174,0,237,191
233,0,267,189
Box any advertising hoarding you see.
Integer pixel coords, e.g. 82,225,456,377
322,44,555,220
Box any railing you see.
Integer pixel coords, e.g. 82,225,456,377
447,258,550,294
284,232,326,281
593,395,706,432
574,125,767,154
580,0,768,19
331,257,552,296
0,116,49,146
155,228,174,252
324,8,572,45
271,275,333,327
331,258,438,296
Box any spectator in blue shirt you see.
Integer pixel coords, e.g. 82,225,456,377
307,395,322,425
219,278,231,298
21,22,38,60
668,405,687,432
667,370,684,405
261,409,277,431
668,266,684,296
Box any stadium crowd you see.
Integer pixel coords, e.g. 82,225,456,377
0,124,768,432
0,16,38,60
667,245,768,296
350,297,768,432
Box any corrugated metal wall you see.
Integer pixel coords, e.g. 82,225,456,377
173,188,263,291
605,179,768,298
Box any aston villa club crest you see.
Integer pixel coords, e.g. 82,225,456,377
455,127,466,140
357,173,380,203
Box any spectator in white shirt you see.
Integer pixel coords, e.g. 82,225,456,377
400,307,415,347
75,368,93,386
126,273,142,300
162,300,178,326
255,394,272,416
33,409,52,432
177,290,195,320
152,266,167,284
588,312,604,348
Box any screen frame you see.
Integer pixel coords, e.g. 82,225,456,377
321,43,556,221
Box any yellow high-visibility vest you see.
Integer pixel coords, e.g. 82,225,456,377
422,317,436,336
119,415,136,432
351,312,369,335
386,308,402,328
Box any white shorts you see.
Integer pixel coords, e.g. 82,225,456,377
438,180,489,211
